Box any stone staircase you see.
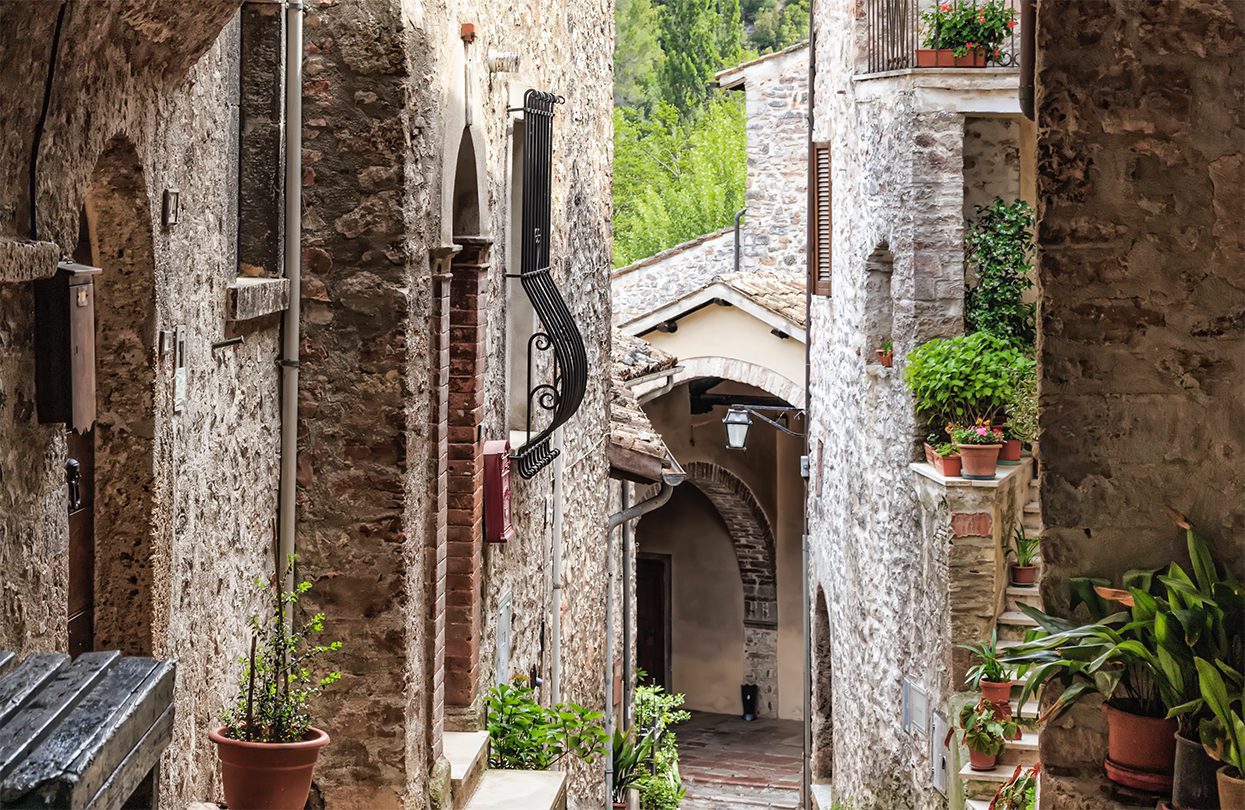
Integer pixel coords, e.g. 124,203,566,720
444,731,567,810
960,467,1044,809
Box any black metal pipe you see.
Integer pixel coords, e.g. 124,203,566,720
1019,0,1036,120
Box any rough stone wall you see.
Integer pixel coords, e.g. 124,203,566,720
962,117,1022,224
740,46,809,274
611,228,733,326
298,0,613,806
0,6,279,808
1034,1,1244,803
806,1,1027,807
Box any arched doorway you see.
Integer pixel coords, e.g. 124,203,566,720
812,585,833,780
76,135,159,656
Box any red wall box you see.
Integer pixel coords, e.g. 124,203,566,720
483,439,515,543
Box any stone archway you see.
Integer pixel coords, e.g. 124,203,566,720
812,585,833,780
681,461,779,717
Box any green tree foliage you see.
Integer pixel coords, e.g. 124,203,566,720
747,0,808,53
715,0,746,69
615,0,666,111
658,0,722,116
612,97,746,267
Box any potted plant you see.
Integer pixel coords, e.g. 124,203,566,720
957,697,1018,771
991,763,1039,810
952,423,1005,479
965,199,1036,349
1005,525,1039,586
612,726,653,809
961,630,1018,731
210,557,341,810
1194,657,1245,809
634,682,690,810
877,339,894,368
917,0,1016,68
998,424,1023,464
1002,517,1244,794
904,332,1034,436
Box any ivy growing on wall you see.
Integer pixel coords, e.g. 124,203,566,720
965,198,1036,348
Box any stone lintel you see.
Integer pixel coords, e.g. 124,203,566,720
0,240,62,284
226,276,290,321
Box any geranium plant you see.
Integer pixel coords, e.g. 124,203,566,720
920,0,1016,63
952,423,1004,446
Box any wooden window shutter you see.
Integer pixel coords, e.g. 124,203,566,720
808,142,832,296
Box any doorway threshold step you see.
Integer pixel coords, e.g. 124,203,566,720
462,769,565,810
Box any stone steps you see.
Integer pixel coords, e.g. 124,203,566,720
960,741,1039,800
444,730,489,809
1005,584,1042,613
462,769,566,810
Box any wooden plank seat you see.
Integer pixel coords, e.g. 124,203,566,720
0,651,174,810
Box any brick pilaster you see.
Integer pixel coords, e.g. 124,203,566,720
444,238,490,721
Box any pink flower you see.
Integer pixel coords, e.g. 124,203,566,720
967,41,976,49
975,426,989,436
940,3,950,11
1008,19,1017,28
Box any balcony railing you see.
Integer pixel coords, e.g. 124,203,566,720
864,0,1020,75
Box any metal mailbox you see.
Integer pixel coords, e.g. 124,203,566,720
483,439,515,543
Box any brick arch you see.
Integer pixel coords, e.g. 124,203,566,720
682,461,777,630
680,461,780,717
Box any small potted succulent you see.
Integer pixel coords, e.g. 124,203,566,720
917,0,1016,68
1006,525,1040,586
877,339,894,368
992,763,1040,810
961,630,1017,722
957,697,1018,771
210,557,341,810
952,422,1005,479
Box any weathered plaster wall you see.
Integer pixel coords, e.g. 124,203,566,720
0,5,278,808
963,117,1022,222
298,0,613,806
1034,1,1244,803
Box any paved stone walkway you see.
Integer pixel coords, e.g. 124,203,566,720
675,711,803,809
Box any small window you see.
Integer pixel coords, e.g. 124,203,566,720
809,142,832,296
505,120,537,445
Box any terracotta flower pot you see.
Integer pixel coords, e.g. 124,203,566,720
1010,564,1038,586
915,48,987,68
933,453,962,478
210,726,330,810
957,443,1002,480
1172,732,1221,809
980,679,1014,712
999,438,1022,464
968,748,998,771
877,349,894,368
1103,704,1176,789
1218,766,1245,809
924,442,938,465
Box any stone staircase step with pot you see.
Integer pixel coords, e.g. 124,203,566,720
444,730,490,809
462,769,567,810
1005,585,1042,613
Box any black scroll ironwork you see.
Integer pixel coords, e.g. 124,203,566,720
511,89,587,479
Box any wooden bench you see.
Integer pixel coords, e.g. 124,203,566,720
0,650,174,810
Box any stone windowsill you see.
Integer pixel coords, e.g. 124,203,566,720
909,457,1027,489
865,363,895,380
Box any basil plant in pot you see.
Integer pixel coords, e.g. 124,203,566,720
210,557,341,810
1002,515,1243,800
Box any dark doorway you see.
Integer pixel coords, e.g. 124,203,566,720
65,427,94,657
636,553,670,690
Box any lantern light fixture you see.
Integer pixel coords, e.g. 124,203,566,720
723,406,752,450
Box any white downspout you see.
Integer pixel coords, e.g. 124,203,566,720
549,428,565,705
278,0,303,587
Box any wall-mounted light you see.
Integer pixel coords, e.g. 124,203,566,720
723,406,752,450
162,188,180,228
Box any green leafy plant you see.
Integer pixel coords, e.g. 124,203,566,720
1002,516,1244,732
933,442,959,458
1194,657,1245,775
962,629,1015,689
966,198,1036,347
485,676,608,770
992,762,1039,810
920,0,1016,62
1006,524,1040,567
904,332,1035,427
958,697,1018,756
1005,363,1038,444
952,423,1005,445
223,556,342,743
635,683,690,810
613,726,655,803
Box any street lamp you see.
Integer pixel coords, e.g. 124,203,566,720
723,406,752,450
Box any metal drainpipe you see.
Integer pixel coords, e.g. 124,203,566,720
550,428,565,706
734,208,747,274
604,455,685,806
277,0,303,590
802,15,817,810
620,481,633,728
1019,0,1036,121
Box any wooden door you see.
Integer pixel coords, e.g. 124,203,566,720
66,428,95,657
636,554,670,690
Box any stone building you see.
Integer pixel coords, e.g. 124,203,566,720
805,0,1241,808
0,0,615,808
